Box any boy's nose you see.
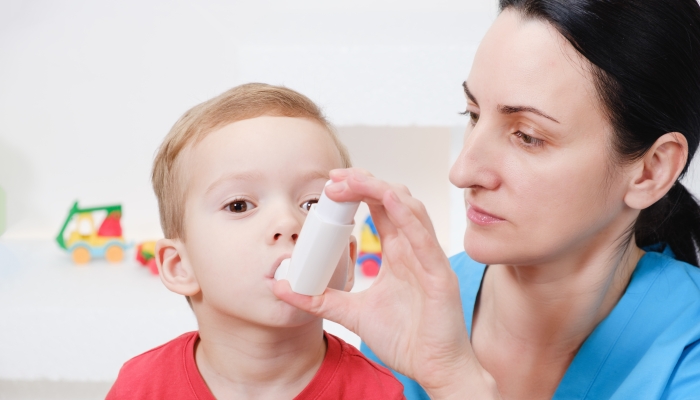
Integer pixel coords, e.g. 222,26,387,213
268,206,302,245
274,232,298,242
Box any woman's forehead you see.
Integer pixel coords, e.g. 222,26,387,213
468,9,601,126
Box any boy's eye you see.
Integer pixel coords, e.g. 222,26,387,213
301,199,319,211
226,200,255,213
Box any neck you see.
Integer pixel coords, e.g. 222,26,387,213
483,241,643,351
473,228,644,398
195,316,325,400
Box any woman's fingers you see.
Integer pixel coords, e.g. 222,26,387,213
327,169,406,241
327,170,433,232
330,167,373,182
326,169,409,205
272,279,361,332
326,170,444,279
382,189,450,278
330,168,436,234
367,203,400,241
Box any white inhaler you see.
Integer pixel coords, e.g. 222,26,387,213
274,180,360,295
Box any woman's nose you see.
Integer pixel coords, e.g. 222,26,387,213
449,123,501,191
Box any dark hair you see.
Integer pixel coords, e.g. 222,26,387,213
499,0,700,266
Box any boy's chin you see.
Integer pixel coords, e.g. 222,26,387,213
256,301,319,328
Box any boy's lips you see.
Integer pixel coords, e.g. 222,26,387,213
267,254,292,279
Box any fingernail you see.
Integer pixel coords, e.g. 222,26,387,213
353,173,367,182
326,182,345,192
389,190,400,202
331,169,350,178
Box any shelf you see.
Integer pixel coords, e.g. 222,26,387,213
0,239,372,382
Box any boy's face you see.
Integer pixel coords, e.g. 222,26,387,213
169,116,355,327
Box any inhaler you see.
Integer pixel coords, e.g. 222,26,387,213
274,181,360,295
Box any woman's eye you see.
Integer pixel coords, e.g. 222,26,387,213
514,131,544,147
301,199,319,211
469,111,479,125
226,200,255,213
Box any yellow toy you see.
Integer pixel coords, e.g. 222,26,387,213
136,240,159,275
56,202,128,265
357,216,382,276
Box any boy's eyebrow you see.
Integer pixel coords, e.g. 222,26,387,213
205,171,264,195
300,170,331,182
205,170,331,195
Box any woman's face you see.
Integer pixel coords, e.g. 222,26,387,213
450,9,633,266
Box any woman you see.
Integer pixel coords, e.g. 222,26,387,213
275,0,700,398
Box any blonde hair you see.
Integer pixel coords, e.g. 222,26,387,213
152,83,351,239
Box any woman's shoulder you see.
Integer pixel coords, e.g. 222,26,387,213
556,245,700,399
639,244,700,299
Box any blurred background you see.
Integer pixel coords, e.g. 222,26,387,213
2,1,699,399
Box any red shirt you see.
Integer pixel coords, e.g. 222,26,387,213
107,331,405,399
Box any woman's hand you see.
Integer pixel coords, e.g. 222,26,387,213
273,168,500,399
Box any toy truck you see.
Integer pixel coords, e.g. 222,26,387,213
55,201,128,265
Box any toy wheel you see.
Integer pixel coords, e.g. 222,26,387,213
72,247,91,265
361,259,380,277
105,245,124,263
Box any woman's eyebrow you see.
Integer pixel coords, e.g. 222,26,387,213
463,81,560,124
462,81,478,105
498,105,560,124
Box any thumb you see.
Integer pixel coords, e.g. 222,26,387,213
273,279,360,332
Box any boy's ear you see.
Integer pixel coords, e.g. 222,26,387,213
624,132,688,210
343,235,358,292
156,238,200,297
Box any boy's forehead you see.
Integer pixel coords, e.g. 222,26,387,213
180,116,344,191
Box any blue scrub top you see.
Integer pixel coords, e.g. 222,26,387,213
361,244,700,399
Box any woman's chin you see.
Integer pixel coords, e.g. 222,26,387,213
463,232,515,265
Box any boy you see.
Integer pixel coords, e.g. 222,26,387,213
106,83,405,399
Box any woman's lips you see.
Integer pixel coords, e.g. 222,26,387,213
467,204,505,225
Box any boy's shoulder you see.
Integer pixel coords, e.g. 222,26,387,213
106,331,213,400
299,332,405,400
107,330,404,400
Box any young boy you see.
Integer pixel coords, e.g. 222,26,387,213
106,84,405,399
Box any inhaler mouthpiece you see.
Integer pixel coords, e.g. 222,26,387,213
274,258,290,281
275,181,360,295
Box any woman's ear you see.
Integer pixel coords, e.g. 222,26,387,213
624,132,688,210
344,235,358,292
156,238,200,297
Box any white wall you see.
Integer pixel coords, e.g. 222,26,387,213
2,0,700,245
0,0,496,242
338,126,454,251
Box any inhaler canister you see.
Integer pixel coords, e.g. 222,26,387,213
274,181,360,295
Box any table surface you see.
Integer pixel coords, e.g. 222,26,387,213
0,239,373,382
